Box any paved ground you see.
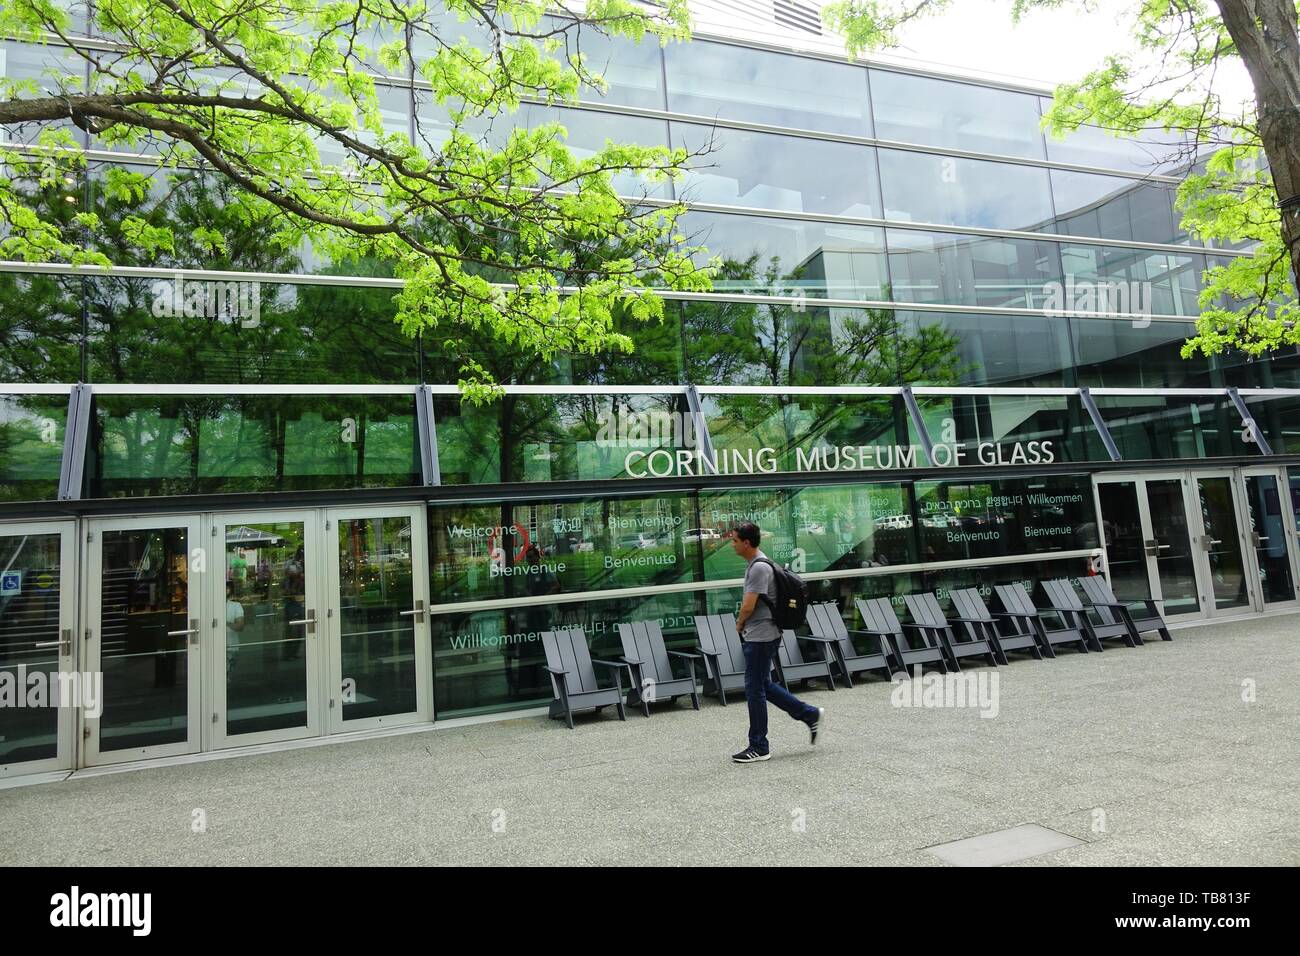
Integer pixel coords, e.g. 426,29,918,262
2,616,1298,866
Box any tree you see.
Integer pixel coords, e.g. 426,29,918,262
824,0,1300,361
0,0,713,398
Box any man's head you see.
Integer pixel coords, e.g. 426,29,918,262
730,522,761,559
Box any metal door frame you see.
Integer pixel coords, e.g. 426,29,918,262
323,504,432,734
1094,471,1208,623
207,509,325,750
0,520,79,778
1238,465,1300,610
83,515,203,766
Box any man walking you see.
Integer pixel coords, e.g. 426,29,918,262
729,522,824,763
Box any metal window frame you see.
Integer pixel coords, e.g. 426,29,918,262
56,383,92,500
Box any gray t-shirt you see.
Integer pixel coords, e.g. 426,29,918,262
742,551,781,642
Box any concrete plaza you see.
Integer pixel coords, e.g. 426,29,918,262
2,614,1297,866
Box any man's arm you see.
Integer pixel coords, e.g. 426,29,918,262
736,591,759,633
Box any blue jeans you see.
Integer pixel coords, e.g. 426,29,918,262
743,639,817,754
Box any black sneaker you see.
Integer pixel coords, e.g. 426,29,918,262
731,747,770,764
807,707,825,745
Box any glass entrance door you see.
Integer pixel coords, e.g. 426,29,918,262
1192,473,1254,615
1095,473,1202,620
0,522,77,777
85,517,201,764
325,506,431,733
1241,468,1300,608
211,512,323,748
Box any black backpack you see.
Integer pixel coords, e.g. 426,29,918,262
754,557,809,629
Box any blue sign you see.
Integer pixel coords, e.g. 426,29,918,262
1,571,21,596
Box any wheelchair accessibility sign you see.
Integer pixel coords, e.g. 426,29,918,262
1,571,21,596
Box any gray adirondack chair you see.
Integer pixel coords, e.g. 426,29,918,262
904,592,996,669
1078,575,1172,643
854,597,946,675
541,627,629,729
950,587,1042,661
1035,579,1105,652
808,601,896,687
693,614,775,705
774,628,837,691
991,583,1058,658
616,620,702,717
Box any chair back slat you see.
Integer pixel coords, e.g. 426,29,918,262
542,627,598,693
904,592,947,629
808,601,854,659
778,629,803,666
950,588,992,622
693,614,745,673
617,621,672,683
1040,578,1083,612
994,583,1036,616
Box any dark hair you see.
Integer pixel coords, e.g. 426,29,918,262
733,522,761,547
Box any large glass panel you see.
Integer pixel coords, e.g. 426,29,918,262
1094,395,1258,460
1040,105,1194,174
675,211,887,299
429,492,700,604
914,475,1097,562
683,302,916,387
1059,244,1205,317
912,393,1110,464
86,394,419,497
899,312,1072,387
1195,476,1250,612
702,393,919,475
1096,481,1153,603
85,275,418,383
1242,474,1295,605
431,588,702,719
699,484,916,579
337,514,419,721
225,520,309,735
1143,478,1199,616
0,395,67,502
870,70,1045,159
1071,317,1216,388
1242,394,1300,454
1050,170,1183,245
673,123,879,218
0,532,63,766
1,41,85,146
97,526,189,751
0,272,82,383
887,229,1062,310
554,19,665,109
665,41,872,135
493,105,672,199
434,391,696,484
877,148,1054,231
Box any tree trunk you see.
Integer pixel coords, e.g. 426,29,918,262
1214,0,1300,293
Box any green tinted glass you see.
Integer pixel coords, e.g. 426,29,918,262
0,395,67,501
86,394,419,496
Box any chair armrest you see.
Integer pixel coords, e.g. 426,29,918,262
592,659,630,672
667,650,703,660
1087,599,1128,610
797,634,838,644
950,615,991,625
620,655,645,667
544,666,568,677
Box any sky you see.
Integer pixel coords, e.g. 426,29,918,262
873,0,1256,109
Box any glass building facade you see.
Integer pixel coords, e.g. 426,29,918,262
3,12,1300,775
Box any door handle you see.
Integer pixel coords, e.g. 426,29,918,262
399,599,426,620
289,609,317,634
166,619,202,645
34,628,73,657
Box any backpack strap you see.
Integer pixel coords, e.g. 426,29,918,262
750,556,778,614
